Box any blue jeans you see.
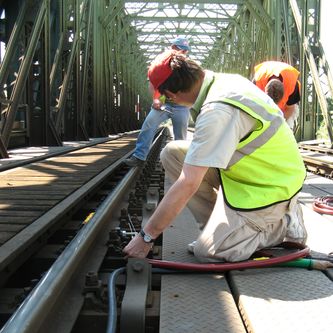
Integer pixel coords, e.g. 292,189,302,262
133,103,190,161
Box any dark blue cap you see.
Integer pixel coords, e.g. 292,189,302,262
171,37,191,51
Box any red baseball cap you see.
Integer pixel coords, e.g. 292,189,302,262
148,50,176,93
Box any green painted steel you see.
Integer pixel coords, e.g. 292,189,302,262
0,0,332,157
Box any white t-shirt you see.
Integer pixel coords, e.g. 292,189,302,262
185,102,257,169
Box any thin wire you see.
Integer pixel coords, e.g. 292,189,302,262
127,214,137,238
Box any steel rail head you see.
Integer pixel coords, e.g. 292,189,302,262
0,164,140,333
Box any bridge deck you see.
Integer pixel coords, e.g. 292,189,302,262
160,200,246,333
160,171,333,332
1,133,333,332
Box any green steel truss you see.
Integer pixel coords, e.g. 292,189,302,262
0,0,332,157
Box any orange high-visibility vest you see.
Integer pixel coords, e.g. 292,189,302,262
254,61,300,112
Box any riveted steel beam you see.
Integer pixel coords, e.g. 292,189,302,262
0,0,331,148
1,0,47,148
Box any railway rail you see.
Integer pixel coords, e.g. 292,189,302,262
0,129,167,332
0,134,137,285
299,142,333,178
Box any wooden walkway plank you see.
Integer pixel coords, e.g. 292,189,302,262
0,135,137,247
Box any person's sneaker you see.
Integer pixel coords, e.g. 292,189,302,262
284,205,307,244
124,156,145,167
187,240,197,254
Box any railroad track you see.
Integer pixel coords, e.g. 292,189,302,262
298,142,333,156
299,142,333,178
0,129,167,333
1,134,331,333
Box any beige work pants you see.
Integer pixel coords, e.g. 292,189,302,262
160,140,304,262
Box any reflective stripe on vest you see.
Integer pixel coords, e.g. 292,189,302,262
217,94,284,168
228,115,283,167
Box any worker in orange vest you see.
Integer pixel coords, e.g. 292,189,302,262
253,61,301,129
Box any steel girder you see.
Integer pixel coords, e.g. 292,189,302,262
0,0,332,158
0,0,149,157
92,0,150,135
0,0,62,158
122,0,333,144
289,0,333,144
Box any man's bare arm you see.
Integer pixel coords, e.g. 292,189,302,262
123,164,209,258
283,104,297,120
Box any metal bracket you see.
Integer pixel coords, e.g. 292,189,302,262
120,258,151,333
141,186,159,228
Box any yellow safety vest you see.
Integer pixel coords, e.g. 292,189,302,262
203,73,305,210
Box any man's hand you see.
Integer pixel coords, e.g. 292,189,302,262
123,233,153,259
123,164,208,259
152,98,163,110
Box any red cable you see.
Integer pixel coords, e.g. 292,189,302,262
312,196,333,215
148,243,310,271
